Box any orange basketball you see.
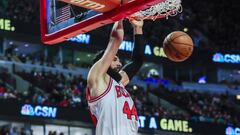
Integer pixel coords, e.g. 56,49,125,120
163,31,194,62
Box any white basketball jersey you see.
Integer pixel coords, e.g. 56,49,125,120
86,77,138,135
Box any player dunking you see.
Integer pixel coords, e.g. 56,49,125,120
86,18,144,135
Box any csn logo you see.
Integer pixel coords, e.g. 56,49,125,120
21,104,57,118
67,34,90,44
226,127,240,135
213,53,240,64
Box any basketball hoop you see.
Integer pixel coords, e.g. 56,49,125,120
131,0,182,20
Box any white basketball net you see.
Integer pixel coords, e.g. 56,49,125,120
132,0,182,20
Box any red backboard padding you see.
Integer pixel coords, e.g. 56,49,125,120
40,0,166,45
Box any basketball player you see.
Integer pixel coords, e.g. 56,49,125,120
86,18,145,135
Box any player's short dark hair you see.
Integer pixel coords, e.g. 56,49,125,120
92,50,119,64
92,50,122,82
92,50,105,64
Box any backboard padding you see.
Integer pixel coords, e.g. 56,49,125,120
40,0,166,45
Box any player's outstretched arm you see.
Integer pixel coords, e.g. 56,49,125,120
120,18,144,86
87,21,124,96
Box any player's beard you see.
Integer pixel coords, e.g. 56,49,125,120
107,67,122,82
113,66,121,72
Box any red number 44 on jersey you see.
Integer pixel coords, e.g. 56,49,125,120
123,101,138,121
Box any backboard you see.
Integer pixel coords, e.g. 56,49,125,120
40,0,166,45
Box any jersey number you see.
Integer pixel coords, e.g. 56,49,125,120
123,101,138,121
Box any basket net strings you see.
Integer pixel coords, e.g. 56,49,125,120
132,0,182,20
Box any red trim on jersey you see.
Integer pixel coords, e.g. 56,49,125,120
86,87,91,101
87,77,113,103
89,110,98,125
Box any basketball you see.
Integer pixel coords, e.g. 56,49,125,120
163,31,194,62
